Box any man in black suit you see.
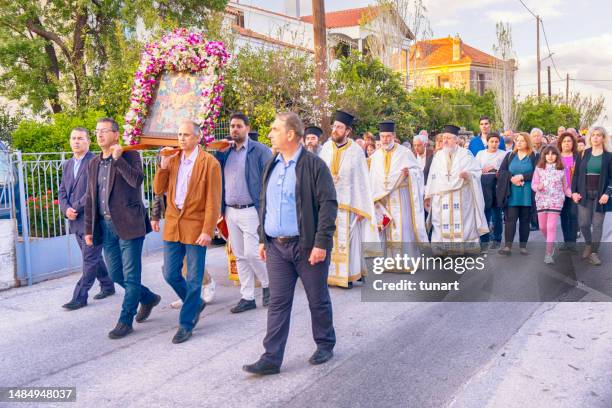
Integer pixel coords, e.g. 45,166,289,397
85,118,160,339
58,128,115,310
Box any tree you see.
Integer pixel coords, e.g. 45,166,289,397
492,22,520,132
566,92,606,129
364,0,432,88
408,87,496,134
329,52,416,137
518,96,580,134
0,103,21,147
0,0,228,115
222,45,318,144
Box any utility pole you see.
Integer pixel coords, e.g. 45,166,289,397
536,15,541,100
547,66,551,103
312,0,330,141
566,73,570,105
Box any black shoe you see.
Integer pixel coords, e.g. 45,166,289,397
93,290,115,300
193,300,206,329
262,288,270,307
135,294,161,323
62,301,86,310
231,299,256,314
309,348,334,365
242,359,280,375
489,241,501,250
108,323,133,339
172,327,193,344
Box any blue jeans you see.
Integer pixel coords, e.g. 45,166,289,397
481,207,503,243
101,219,157,326
163,241,206,331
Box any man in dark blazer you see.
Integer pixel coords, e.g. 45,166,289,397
243,112,338,376
58,127,115,310
85,118,160,339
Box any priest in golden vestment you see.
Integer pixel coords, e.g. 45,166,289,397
369,121,428,265
320,111,380,288
424,125,489,254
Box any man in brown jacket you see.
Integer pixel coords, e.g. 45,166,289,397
154,120,222,344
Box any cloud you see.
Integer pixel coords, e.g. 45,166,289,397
516,34,612,128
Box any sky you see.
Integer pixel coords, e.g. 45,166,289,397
240,0,612,130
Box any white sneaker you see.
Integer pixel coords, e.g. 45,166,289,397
203,278,216,303
170,299,183,309
544,254,554,264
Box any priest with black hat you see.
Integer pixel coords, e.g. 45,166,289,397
369,120,428,260
304,125,323,156
319,110,379,288
424,125,489,254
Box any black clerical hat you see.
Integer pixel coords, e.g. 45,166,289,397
304,126,323,138
379,120,396,133
248,131,258,141
442,125,460,136
334,110,355,127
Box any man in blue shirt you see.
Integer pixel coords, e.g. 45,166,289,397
467,116,506,249
468,116,506,157
215,112,273,314
243,112,338,376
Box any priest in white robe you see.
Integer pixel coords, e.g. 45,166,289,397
369,120,428,266
319,111,379,288
424,125,489,254
320,111,380,288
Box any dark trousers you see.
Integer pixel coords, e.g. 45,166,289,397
560,197,578,245
262,239,336,367
71,232,114,304
163,241,206,331
101,219,157,326
504,206,531,248
578,192,606,253
481,207,503,243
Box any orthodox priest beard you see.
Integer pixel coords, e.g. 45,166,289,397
443,146,458,155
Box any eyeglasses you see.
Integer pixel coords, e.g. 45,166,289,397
94,129,116,136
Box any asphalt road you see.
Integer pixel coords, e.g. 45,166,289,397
1,241,611,408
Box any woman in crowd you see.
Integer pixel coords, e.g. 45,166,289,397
475,133,507,250
497,132,538,256
365,142,376,158
556,132,579,251
532,145,572,264
434,133,444,152
571,126,612,265
577,137,586,153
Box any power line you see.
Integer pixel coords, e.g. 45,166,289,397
517,0,538,18
540,20,562,80
571,78,612,83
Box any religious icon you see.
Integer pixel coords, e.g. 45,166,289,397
143,72,211,140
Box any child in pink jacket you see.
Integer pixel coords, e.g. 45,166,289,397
532,145,572,264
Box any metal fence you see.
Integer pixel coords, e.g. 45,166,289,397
1,149,185,286
4,151,167,239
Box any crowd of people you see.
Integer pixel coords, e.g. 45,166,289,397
56,111,611,376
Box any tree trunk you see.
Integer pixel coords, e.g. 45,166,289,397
42,41,62,113
72,9,88,109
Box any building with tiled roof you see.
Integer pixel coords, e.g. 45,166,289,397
409,35,516,94
225,2,414,81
